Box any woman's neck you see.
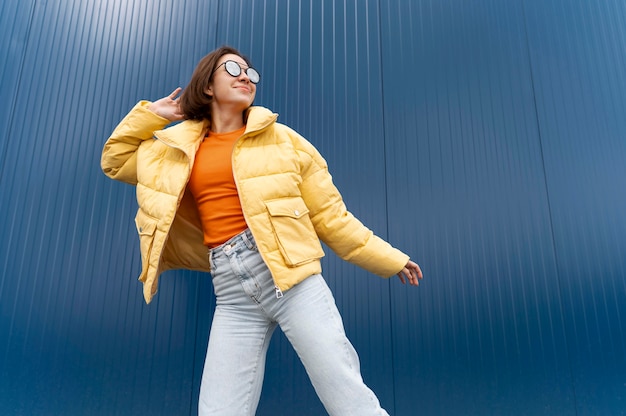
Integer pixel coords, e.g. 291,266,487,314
210,108,246,133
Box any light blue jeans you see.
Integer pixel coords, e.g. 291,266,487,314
198,229,389,416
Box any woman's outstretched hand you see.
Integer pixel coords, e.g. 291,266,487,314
148,87,184,122
397,260,423,286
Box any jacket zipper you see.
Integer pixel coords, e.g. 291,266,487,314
274,286,284,299
231,132,284,300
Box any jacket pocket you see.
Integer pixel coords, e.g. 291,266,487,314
134,209,158,281
265,197,325,266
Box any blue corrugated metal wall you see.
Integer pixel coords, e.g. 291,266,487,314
1,0,625,414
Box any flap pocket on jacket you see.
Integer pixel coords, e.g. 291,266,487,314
134,209,159,280
265,197,324,266
135,209,158,236
266,197,310,219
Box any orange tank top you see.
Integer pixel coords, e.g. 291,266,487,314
189,126,248,247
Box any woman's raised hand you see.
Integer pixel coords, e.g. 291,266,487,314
148,87,184,122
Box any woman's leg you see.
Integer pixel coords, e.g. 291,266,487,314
198,231,278,416
198,305,277,415
275,274,390,416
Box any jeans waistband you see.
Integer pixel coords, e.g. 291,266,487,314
209,229,256,267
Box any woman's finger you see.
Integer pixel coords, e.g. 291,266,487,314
169,87,182,100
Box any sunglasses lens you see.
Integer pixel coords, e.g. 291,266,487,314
221,60,260,84
247,68,260,84
224,61,241,77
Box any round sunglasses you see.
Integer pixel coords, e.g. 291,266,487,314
212,60,260,84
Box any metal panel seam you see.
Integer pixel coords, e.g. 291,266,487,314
0,0,37,185
375,0,397,412
519,0,579,411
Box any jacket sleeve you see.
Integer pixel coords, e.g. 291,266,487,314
101,101,171,185
293,131,410,278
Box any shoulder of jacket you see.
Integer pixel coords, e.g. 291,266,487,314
271,123,306,145
272,124,328,171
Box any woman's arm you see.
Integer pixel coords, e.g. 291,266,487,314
101,88,183,184
293,131,422,282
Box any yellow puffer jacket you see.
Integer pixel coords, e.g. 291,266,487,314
102,102,409,303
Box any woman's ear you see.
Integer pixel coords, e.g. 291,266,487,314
204,85,213,97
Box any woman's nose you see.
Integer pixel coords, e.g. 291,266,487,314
238,70,250,82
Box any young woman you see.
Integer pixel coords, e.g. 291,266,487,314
102,46,423,416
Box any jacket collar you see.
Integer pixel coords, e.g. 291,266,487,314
243,106,279,137
154,106,278,156
153,119,207,157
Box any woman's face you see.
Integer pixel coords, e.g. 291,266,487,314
206,53,257,113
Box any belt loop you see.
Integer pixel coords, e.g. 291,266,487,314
241,229,252,250
241,229,254,250
208,248,216,270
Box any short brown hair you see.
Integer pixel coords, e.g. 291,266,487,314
180,46,253,121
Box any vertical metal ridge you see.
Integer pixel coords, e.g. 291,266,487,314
520,0,580,407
